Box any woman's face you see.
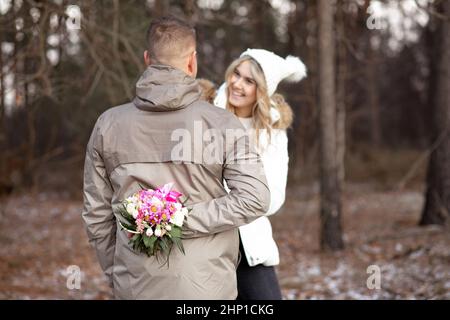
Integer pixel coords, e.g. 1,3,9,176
228,60,257,117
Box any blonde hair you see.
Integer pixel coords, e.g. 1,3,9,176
197,78,217,103
224,56,293,146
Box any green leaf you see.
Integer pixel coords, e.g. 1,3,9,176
120,221,136,231
172,237,185,255
143,235,151,248
118,204,129,215
131,234,142,250
121,212,136,224
138,183,147,190
171,226,182,237
117,208,136,227
159,237,169,253
124,216,136,225
180,194,191,206
143,234,157,252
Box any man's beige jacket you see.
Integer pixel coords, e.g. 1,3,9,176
82,65,270,299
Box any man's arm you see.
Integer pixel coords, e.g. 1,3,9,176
182,128,270,238
81,117,116,287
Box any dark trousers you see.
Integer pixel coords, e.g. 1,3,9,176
236,240,282,300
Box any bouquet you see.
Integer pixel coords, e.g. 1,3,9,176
117,183,189,264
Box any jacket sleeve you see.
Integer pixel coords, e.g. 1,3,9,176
81,117,116,287
263,129,289,216
182,129,271,238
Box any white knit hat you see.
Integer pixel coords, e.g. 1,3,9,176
240,48,307,96
213,49,307,123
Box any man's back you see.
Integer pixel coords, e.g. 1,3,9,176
82,65,270,299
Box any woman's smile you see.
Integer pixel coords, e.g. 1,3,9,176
228,60,257,117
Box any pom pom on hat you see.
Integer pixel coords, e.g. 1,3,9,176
284,56,307,82
240,49,307,96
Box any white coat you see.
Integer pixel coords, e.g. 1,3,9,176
214,84,289,266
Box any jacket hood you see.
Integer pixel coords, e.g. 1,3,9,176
133,64,201,112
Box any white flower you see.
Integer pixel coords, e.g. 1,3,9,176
146,228,153,237
171,209,186,227
154,227,162,237
126,195,138,204
165,225,172,231
126,203,139,218
173,202,182,212
151,196,163,207
126,203,134,212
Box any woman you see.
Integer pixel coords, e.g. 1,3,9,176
212,49,307,300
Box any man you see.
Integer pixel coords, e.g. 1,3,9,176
81,16,270,299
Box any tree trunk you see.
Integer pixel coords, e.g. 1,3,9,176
336,1,346,189
154,0,168,17
367,42,382,146
420,1,450,226
287,0,310,176
12,0,19,110
317,0,344,250
183,0,196,22
0,30,4,121
252,0,265,48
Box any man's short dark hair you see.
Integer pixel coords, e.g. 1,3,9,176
146,16,196,63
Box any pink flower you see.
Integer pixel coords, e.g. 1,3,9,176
161,208,172,222
159,183,174,196
166,190,182,202
136,219,145,234
136,207,145,220
138,189,154,201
